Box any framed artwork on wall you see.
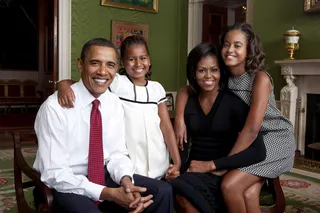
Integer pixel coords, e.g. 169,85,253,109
101,0,158,13
304,0,320,12
111,20,149,50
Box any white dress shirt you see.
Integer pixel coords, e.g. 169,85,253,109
33,80,134,201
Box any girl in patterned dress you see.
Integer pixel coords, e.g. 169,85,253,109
57,36,181,181
175,23,296,213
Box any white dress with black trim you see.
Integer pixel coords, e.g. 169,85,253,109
109,74,169,180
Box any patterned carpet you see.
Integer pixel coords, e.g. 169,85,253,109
280,172,320,213
0,147,319,213
0,147,37,213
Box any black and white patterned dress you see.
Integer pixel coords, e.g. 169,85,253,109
228,71,296,178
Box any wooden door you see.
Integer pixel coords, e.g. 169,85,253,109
234,6,246,23
202,5,228,46
38,0,58,99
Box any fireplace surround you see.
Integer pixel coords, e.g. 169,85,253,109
275,59,320,156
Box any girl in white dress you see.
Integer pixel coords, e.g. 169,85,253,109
58,36,181,180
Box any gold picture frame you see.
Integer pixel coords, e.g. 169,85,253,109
304,0,320,12
101,0,158,13
111,20,149,50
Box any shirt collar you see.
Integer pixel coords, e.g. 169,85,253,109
77,79,108,109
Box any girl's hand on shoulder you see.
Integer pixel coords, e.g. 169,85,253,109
174,117,187,150
165,164,180,180
58,80,75,108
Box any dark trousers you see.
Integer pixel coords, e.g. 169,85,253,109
34,171,173,213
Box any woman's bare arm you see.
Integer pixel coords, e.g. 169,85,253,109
228,71,271,155
174,86,190,149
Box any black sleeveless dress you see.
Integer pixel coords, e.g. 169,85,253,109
169,88,266,213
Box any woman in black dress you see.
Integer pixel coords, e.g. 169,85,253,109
169,43,266,213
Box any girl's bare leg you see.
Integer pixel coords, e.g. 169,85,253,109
244,179,264,213
221,169,263,213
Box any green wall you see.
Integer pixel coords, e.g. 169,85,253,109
252,0,320,98
71,0,188,91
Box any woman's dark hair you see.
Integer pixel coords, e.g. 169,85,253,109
119,35,152,80
187,43,227,94
220,23,265,74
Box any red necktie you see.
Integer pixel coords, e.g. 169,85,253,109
88,99,105,186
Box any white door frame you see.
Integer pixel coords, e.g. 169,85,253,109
187,0,253,53
188,0,205,53
246,0,253,26
58,0,71,80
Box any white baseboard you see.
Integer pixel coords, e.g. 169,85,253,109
290,168,320,179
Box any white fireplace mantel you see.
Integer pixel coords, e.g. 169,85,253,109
275,59,320,76
275,59,320,155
